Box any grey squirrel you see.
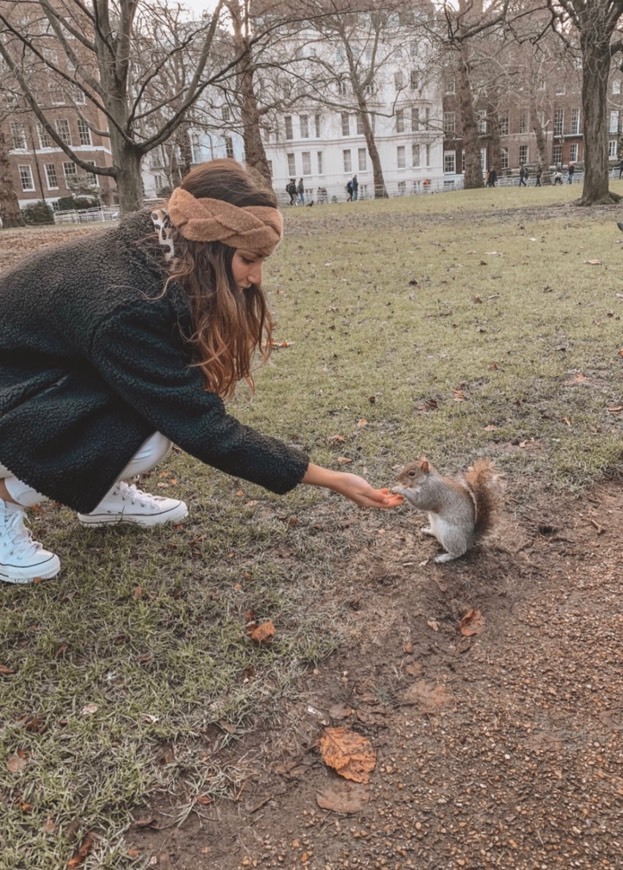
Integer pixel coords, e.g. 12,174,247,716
393,457,500,563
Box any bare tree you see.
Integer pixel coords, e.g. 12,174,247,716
547,0,623,204
0,0,277,213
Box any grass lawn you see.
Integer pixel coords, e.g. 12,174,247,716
1,183,622,866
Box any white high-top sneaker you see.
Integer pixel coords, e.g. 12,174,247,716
0,499,61,584
77,481,188,528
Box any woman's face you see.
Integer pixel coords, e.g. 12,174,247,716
232,249,266,290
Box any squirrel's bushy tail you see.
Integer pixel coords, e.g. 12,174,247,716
464,459,502,536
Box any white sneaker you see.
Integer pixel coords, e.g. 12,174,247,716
77,481,188,528
0,499,61,584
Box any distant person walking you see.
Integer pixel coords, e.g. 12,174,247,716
351,175,359,201
619,159,623,180
519,165,528,187
567,162,575,184
297,179,305,205
535,163,542,187
553,166,563,185
286,179,297,205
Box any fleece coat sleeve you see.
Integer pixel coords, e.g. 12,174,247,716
89,297,310,495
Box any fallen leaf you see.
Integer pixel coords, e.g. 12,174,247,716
356,418,368,428
6,752,28,773
608,406,622,413
80,703,99,716
401,680,450,712
270,339,292,348
453,389,467,401
67,833,95,868
195,794,213,806
316,781,370,813
249,620,276,644
336,457,353,465
459,608,485,636
584,259,602,265
483,424,498,431
0,664,15,675
329,434,346,444
427,619,439,631
318,726,376,784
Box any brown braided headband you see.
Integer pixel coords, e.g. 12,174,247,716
167,187,283,256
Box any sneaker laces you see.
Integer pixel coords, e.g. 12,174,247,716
113,481,164,508
2,510,45,559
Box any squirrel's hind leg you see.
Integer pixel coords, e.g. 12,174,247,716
434,551,461,563
421,526,436,537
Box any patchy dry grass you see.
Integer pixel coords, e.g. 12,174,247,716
1,185,622,866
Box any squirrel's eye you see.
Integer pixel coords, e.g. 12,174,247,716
408,470,416,478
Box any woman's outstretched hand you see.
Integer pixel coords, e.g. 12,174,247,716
302,464,404,509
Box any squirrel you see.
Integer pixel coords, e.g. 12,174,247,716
392,457,500,563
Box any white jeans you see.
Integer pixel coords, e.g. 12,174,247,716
0,432,171,508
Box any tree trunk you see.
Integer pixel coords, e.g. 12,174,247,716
486,97,502,177
0,130,24,227
457,44,483,189
358,107,386,198
108,128,144,213
239,46,272,184
530,94,549,175
577,36,620,205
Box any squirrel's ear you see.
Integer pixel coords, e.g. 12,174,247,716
420,458,429,473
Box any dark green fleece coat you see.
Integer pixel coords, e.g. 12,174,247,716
0,211,309,513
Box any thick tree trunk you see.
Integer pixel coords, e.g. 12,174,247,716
0,130,24,227
577,36,620,205
239,49,272,185
108,127,143,213
457,44,483,189
530,94,549,175
358,108,386,198
486,97,502,176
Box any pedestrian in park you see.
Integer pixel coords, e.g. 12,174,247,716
535,163,542,187
567,162,575,184
553,166,563,185
351,175,359,201
345,179,353,201
518,164,528,186
0,159,400,584
297,178,305,205
619,158,623,180
286,178,297,205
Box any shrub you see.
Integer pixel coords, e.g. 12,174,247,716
22,201,54,225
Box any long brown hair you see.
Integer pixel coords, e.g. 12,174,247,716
166,159,277,399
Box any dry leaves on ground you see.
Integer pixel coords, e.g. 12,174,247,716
318,726,376,784
459,608,486,636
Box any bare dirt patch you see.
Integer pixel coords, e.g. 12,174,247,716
127,479,623,869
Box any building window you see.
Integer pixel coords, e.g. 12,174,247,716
477,109,487,134
499,115,509,136
302,151,311,174
45,163,58,189
341,112,350,136
358,147,366,171
571,108,581,135
287,152,296,175
519,144,528,164
10,123,26,150
552,144,562,164
410,70,419,90
412,107,420,131
77,118,92,146
443,150,456,174
555,82,565,95
554,109,564,137
284,116,293,140
500,147,509,170
84,161,98,185
300,115,309,138
224,136,234,158
412,143,420,167
518,113,527,134
609,139,618,158
397,145,405,168
443,111,456,135
48,80,64,104
70,84,85,105
63,161,77,181
38,124,52,149
394,71,404,91
315,114,321,137
222,105,230,122
356,113,364,135
609,110,619,134
396,109,405,133
317,151,323,174
569,143,578,162
613,80,621,95
343,149,352,173
18,164,35,191
55,119,72,145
